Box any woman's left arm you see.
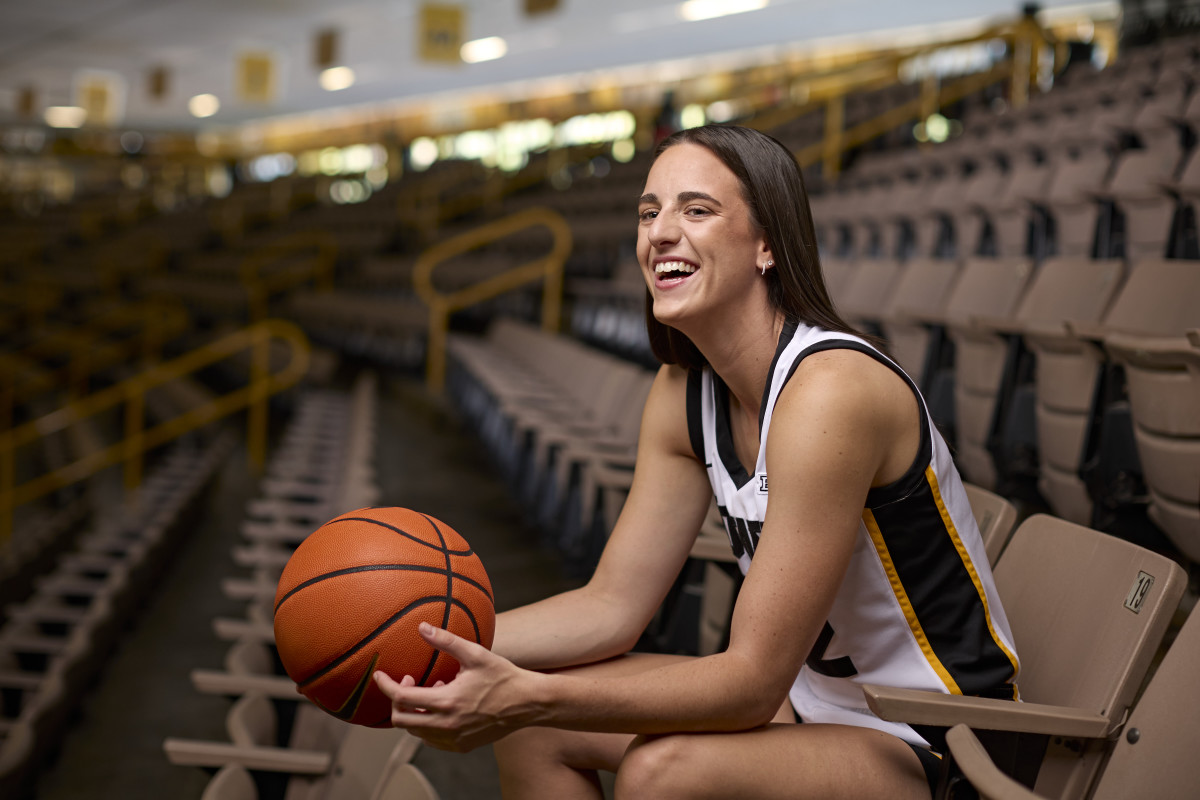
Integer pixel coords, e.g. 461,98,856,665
377,350,904,751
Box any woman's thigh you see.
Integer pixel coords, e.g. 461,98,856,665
499,652,928,799
616,722,932,800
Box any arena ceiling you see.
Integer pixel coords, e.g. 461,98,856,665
0,0,1115,133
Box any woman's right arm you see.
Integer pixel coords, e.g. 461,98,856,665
491,365,713,671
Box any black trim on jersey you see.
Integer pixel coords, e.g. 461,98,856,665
686,369,706,465
870,484,1020,698
759,319,798,435
712,319,798,491
779,339,932,508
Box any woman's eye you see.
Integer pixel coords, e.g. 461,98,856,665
638,209,658,221
685,206,710,217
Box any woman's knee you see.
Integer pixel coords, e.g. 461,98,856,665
615,734,706,800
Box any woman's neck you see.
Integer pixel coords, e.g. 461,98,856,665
691,309,786,419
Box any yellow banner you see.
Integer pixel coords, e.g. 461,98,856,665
419,4,464,64
238,52,276,104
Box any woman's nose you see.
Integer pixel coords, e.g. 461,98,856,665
646,212,680,246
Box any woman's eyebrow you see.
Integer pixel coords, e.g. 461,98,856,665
636,191,722,206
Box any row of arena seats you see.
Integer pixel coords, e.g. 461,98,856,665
822,251,1199,562
445,317,655,575
0,431,236,799
442,312,1200,797
814,37,1200,263
162,372,440,800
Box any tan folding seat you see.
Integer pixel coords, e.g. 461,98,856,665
864,514,1187,800
1099,140,1185,259
1040,150,1115,257
942,257,1036,487
989,156,1055,258
820,257,862,307
1010,258,1126,525
1100,259,1200,561
944,594,1200,800
201,764,257,800
949,161,1010,257
877,258,962,386
164,691,416,800
835,258,904,331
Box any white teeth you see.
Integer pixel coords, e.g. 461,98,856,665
655,261,697,275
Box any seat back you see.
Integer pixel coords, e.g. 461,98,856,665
200,763,258,800
992,514,1187,797
314,727,413,800
1093,605,1200,800
226,692,276,748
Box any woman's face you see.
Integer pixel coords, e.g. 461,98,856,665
637,142,770,330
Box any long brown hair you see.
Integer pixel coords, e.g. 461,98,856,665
643,125,863,369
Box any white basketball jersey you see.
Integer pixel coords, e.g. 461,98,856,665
686,320,1020,747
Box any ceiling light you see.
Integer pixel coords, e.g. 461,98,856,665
678,0,768,22
461,37,507,64
319,66,356,91
44,106,87,128
188,93,220,118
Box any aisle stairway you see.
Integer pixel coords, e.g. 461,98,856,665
33,372,581,800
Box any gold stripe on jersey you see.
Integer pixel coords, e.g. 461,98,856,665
925,467,1021,699
862,507,963,695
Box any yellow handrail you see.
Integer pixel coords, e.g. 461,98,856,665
0,319,311,541
413,207,573,392
239,231,338,321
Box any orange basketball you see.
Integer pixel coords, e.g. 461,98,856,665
272,506,495,728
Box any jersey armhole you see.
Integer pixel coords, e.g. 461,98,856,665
686,368,706,464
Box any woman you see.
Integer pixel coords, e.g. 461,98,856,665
375,125,1020,799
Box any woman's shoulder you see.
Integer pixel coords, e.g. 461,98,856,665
775,347,916,437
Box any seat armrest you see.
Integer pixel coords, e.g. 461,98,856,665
190,669,304,700
969,314,1025,336
162,738,332,774
862,684,1113,738
1104,331,1200,370
944,724,1041,800
1063,319,1107,343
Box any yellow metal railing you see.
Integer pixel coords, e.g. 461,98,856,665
0,319,310,541
239,231,338,321
746,13,1059,180
414,207,572,392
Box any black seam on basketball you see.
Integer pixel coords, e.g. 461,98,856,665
273,563,493,615
298,595,474,687
416,597,481,686
314,651,380,721
325,517,474,556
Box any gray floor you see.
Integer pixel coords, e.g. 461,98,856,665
35,372,583,799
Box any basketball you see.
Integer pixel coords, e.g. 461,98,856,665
272,506,495,728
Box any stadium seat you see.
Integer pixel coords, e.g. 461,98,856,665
863,513,1187,799
942,256,1036,487
876,257,962,390
943,598,1200,800
1099,259,1200,561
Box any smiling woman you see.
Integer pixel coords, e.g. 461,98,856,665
373,125,1020,800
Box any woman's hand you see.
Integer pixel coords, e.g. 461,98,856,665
373,622,540,753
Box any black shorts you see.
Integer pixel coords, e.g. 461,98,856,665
905,742,941,799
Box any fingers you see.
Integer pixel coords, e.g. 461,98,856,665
417,621,487,664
